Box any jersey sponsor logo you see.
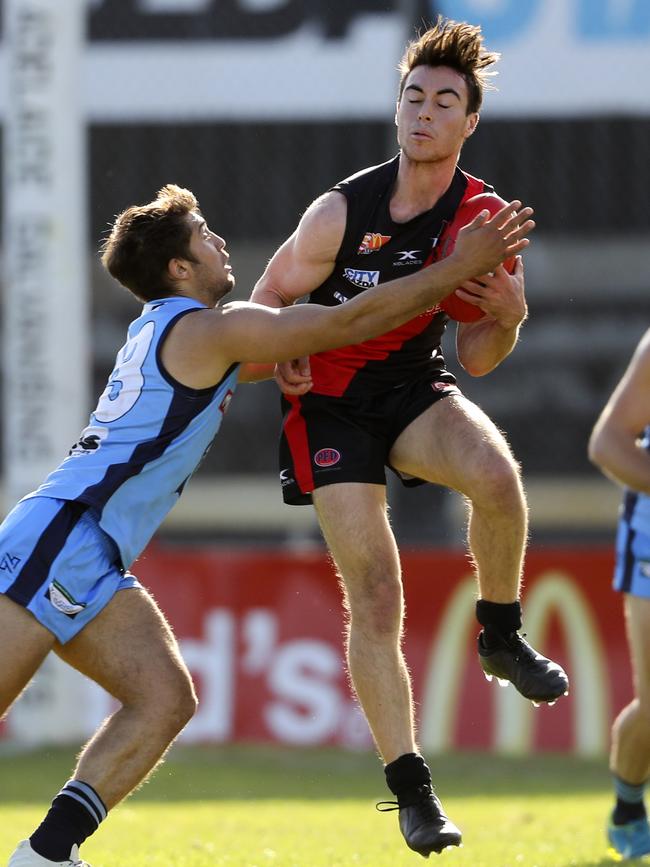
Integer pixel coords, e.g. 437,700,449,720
69,426,109,457
333,291,349,304
358,233,391,254
219,389,234,414
343,268,379,289
279,468,294,487
46,580,87,617
314,448,341,468
393,250,423,266
0,552,21,573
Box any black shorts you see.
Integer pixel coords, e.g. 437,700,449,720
279,374,460,505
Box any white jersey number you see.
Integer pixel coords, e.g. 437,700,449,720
93,322,155,423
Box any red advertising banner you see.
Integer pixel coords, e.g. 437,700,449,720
123,543,626,755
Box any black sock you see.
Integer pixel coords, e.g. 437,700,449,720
30,780,107,861
612,776,647,825
476,600,522,647
613,798,647,825
385,753,431,798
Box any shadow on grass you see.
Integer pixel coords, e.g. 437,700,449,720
0,745,612,804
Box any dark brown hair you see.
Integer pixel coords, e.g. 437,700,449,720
398,17,499,114
101,184,200,302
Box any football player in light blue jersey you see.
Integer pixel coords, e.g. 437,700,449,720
0,183,533,867
589,327,650,861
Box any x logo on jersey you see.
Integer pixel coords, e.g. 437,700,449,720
395,250,421,261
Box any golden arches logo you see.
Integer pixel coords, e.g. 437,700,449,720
420,571,610,755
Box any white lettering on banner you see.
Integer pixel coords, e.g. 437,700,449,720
420,572,610,755
177,607,351,745
241,608,278,674
180,610,236,742
265,640,342,744
240,610,369,745
4,0,88,503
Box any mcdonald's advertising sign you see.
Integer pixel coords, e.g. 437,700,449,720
138,545,626,754
1,544,628,754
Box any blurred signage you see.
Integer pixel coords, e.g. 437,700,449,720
0,0,647,118
2,545,628,755
2,0,89,503
436,0,650,116
87,0,393,41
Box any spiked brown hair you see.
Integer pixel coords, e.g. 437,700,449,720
101,184,200,302
398,17,500,114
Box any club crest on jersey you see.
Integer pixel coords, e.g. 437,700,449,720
47,580,87,617
314,448,341,468
343,268,379,289
358,232,391,254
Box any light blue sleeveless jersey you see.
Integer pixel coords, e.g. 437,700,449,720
28,296,239,568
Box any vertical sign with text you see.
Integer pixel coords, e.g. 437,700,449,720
3,0,89,505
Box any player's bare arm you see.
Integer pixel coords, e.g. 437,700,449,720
247,190,347,393
252,191,347,307
455,256,528,376
589,328,650,494
163,201,534,388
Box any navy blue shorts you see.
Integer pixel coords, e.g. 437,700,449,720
0,496,140,643
279,374,460,505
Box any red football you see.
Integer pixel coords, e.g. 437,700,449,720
439,193,517,323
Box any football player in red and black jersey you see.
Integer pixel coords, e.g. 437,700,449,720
250,17,568,857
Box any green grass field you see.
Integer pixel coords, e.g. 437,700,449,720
0,745,639,866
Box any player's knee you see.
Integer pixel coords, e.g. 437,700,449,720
170,674,198,733
472,455,524,512
146,668,198,734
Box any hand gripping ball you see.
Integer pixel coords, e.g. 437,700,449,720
438,193,517,323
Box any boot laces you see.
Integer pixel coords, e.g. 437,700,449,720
505,631,536,663
376,783,434,812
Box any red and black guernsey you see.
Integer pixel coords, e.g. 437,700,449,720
307,155,494,397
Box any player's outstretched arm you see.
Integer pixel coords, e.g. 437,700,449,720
589,328,650,494
161,201,533,389
215,200,533,358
